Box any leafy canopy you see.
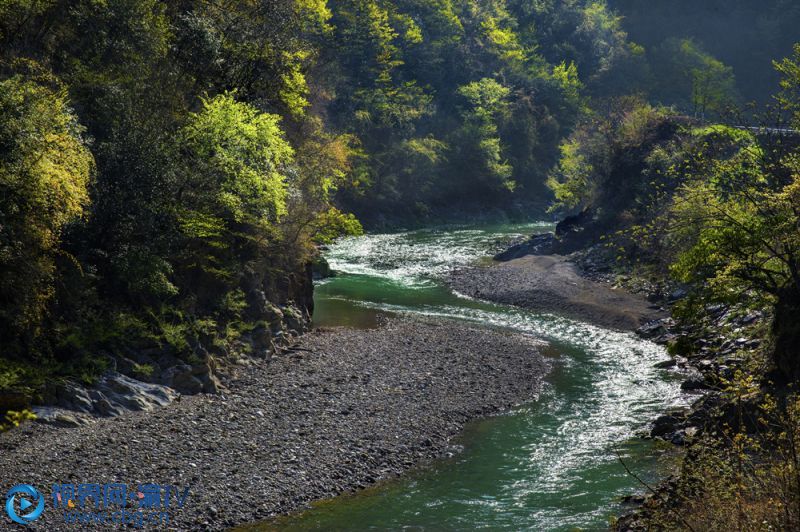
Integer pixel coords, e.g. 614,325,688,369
0,75,93,342
180,93,293,228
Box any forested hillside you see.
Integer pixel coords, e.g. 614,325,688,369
3,0,800,529
0,0,362,395
1,0,799,414
611,0,800,105
0,0,643,393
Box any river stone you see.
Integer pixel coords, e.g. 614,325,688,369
1,317,549,529
680,377,709,391
31,406,93,427
162,365,204,394
651,408,688,438
654,359,677,369
283,304,306,332
494,233,555,261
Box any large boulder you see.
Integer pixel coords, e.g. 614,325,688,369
555,207,594,236
161,364,203,394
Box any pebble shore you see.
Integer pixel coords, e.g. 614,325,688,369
0,317,547,530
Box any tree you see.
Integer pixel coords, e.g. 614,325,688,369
665,126,800,378
0,75,93,351
453,78,514,194
547,98,678,219
650,38,737,117
180,93,293,229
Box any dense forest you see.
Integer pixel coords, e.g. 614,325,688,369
0,0,666,392
2,0,800,528
1,0,800,483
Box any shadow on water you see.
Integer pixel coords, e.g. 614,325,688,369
245,222,689,531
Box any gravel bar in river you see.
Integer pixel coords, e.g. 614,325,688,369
449,255,665,331
0,317,547,530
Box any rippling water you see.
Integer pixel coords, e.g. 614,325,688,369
275,223,689,531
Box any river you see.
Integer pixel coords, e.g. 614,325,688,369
273,222,689,531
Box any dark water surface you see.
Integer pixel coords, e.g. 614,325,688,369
266,223,687,531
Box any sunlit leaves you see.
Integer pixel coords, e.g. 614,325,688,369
651,38,738,117
547,137,592,210
775,43,800,127
456,78,514,192
181,93,293,227
0,75,93,339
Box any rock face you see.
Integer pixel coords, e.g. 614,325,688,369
494,207,629,262
494,233,555,261
25,260,316,424
35,372,178,426
555,207,594,237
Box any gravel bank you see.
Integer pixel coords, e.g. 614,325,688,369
0,318,547,530
449,255,665,331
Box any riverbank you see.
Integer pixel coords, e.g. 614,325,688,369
0,317,547,530
473,228,778,530
448,254,666,331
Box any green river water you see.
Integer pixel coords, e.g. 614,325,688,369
269,222,689,531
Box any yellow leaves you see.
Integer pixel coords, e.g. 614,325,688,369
279,50,313,117
392,13,423,44
280,68,310,118
0,75,93,329
780,173,800,206
295,0,333,34
552,61,582,101
36,132,93,224
722,369,760,398
0,409,36,433
457,78,510,115
547,138,593,210
312,207,363,244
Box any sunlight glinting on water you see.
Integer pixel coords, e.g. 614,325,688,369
308,224,690,530
324,296,684,486
325,224,552,287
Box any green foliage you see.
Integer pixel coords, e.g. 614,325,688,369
611,0,800,104
454,78,514,192
0,409,36,433
131,363,155,378
644,389,800,530
775,43,800,127
328,0,630,219
547,138,592,210
0,358,43,391
0,74,93,350
547,44,800,386
312,208,364,245
0,0,361,387
181,93,293,226
547,98,678,217
650,38,738,117
662,125,795,303
0,0,798,396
